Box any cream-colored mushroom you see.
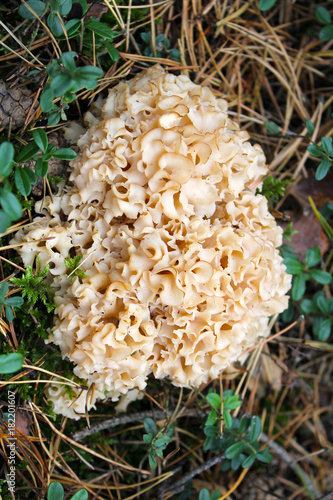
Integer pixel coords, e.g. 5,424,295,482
12,66,291,419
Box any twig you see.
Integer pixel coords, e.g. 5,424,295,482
260,433,321,499
163,452,226,496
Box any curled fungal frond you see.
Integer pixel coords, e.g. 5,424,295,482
13,66,291,419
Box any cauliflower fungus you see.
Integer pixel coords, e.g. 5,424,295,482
13,66,291,419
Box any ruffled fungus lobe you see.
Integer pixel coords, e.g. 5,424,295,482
13,66,291,418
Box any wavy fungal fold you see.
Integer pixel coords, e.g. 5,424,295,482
13,66,291,418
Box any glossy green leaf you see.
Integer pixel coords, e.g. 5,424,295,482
40,89,55,113
18,0,45,19
0,353,24,374
259,0,277,12
0,210,11,233
242,454,256,468
47,12,64,37
148,453,157,469
65,19,82,37
264,121,279,134
0,190,22,220
60,51,77,72
300,299,317,315
206,409,218,426
319,24,333,41
106,42,120,62
249,416,262,442
0,142,15,177
48,482,64,500
17,142,39,163
86,18,118,40
35,158,49,178
75,65,104,80
305,245,321,268
33,129,48,153
316,157,332,180
207,392,221,410
225,442,244,459
52,148,77,160
143,433,153,445
309,269,332,285
14,167,33,196
5,305,14,322
143,417,157,436
305,119,314,136
292,273,307,301
223,409,233,429
256,449,272,464
307,144,323,157
239,415,252,434
198,489,210,500
321,137,333,157
6,296,24,307
71,490,88,500
282,255,303,275
316,6,331,25
50,73,73,97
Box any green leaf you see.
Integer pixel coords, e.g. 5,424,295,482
77,0,88,14
282,255,303,275
241,454,256,468
17,142,39,163
225,442,244,459
48,110,61,126
264,120,280,134
224,394,241,410
58,0,72,16
256,449,272,464
47,13,64,37
143,417,157,436
71,490,88,500
316,157,332,181
86,18,118,40
239,415,252,434
206,409,218,426
60,51,77,72
305,119,314,136
40,89,55,113
305,245,321,268
321,137,333,157
18,0,45,19
0,190,22,220
309,269,332,285
35,158,49,178
319,24,333,41
249,416,262,442
33,129,48,153
0,142,15,177
198,489,210,500
316,295,330,315
50,73,73,97
52,148,77,160
207,392,221,410
5,305,14,322
155,448,163,458
148,453,157,469
6,296,24,307
15,168,33,196
307,144,323,157
47,481,64,500
154,437,167,449
0,353,24,374
300,299,317,315
141,32,151,43
143,433,153,445
292,274,307,301
223,409,233,429
315,6,331,25
0,210,11,233
65,19,82,38
204,425,217,437
75,65,104,81
106,42,120,62
317,318,332,342
259,0,277,12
